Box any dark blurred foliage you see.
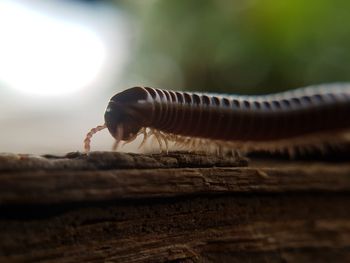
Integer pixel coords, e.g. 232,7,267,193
117,0,350,94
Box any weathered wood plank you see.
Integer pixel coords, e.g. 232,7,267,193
0,151,247,171
1,194,350,262
0,162,350,205
0,152,350,262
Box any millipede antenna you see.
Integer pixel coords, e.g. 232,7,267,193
84,124,107,153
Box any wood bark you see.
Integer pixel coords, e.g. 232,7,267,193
0,151,349,262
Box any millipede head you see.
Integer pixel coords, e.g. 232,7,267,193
104,87,150,142
84,87,152,152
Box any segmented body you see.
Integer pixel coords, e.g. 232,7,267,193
84,83,350,154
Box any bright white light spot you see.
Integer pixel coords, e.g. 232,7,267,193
0,1,106,96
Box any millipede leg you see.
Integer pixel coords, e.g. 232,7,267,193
138,128,149,149
158,132,169,153
112,125,124,151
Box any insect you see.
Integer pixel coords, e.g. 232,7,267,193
84,83,350,156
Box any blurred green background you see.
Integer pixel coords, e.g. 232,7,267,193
1,0,350,153
119,0,350,94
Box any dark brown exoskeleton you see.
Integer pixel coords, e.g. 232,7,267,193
84,84,350,155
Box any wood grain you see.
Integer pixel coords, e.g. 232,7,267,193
0,152,349,262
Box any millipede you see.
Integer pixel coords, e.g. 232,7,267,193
84,83,350,156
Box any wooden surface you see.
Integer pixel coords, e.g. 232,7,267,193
0,151,350,262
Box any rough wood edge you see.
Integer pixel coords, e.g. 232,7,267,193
0,151,248,171
1,163,350,205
